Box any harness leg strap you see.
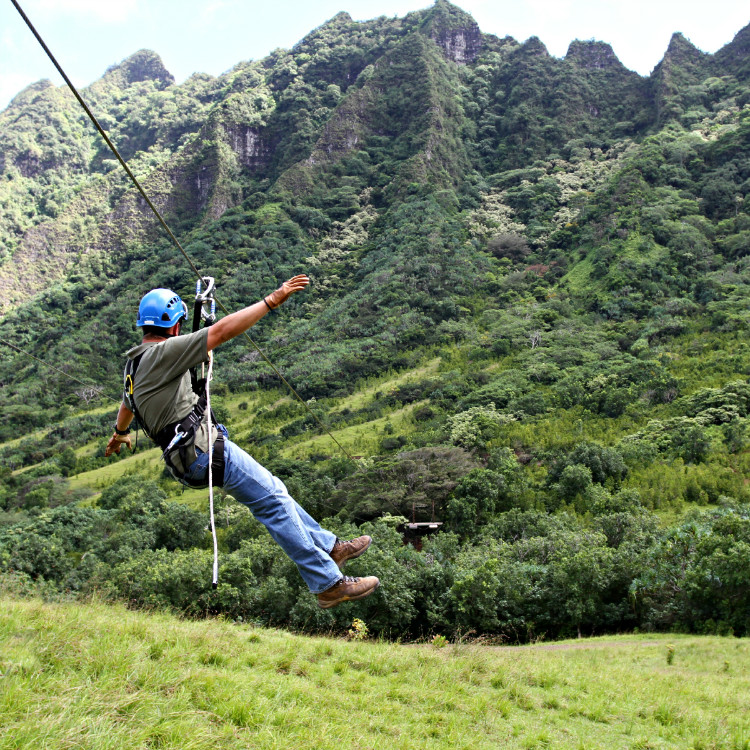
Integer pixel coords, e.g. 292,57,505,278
212,434,225,487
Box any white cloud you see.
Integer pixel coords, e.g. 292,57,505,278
28,0,139,24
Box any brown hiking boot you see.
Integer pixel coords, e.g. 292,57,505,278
329,535,372,569
317,576,380,609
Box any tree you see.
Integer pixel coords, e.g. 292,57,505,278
487,232,530,261
447,404,515,452
445,468,499,536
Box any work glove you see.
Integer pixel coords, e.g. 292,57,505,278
105,432,132,456
265,274,310,309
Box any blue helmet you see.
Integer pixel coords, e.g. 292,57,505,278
136,288,188,328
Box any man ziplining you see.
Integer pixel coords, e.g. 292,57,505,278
104,275,380,609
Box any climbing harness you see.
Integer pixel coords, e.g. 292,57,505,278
123,351,145,452
125,277,222,490
123,349,218,486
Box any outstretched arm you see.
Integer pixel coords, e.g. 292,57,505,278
105,402,134,456
206,274,309,351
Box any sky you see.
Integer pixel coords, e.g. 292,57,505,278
1,0,748,110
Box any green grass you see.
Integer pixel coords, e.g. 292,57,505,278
2,427,49,453
64,448,208,509
65,448,164,493
329,357,441,413
45,360,444,496
0,404,114,452
1,597,749,750
560,257,595,296
281,401,427,459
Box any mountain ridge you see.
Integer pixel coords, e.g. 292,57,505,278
0,3,748,385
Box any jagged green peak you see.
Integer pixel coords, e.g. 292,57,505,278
420,0,478,30
328,10,353,24
518,35,550,57
287,10,369,67
663,32,706,63
293,10,355,50
713,21,750,79
718,20,750,57
3,79,55,112
650,31,708,85
304,9,354,33
565,40,625,71
667,31,706,57
101,49,174,87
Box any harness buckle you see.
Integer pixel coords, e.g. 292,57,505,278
165,429,188,453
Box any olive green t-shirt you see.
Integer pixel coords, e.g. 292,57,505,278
124,328,215,452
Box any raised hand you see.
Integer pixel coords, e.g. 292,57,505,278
265,274,310,309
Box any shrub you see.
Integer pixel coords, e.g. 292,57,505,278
447,404,515,452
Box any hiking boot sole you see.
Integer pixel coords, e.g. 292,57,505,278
317,579,380,609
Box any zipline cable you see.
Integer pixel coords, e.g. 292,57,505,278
8,0,203,283
10,0,357,465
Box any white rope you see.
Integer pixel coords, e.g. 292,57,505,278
206,351,219,588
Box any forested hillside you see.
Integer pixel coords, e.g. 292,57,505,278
1,1,750,641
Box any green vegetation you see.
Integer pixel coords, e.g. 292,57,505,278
1,2,750,643
2,473,749,641
1,597,749,750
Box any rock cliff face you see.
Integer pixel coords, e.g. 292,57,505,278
430,22,482,64
222,125,271,171
0,184,111,309
432,26,481,64
423,0,482,64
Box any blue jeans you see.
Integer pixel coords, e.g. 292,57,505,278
183,427,341,594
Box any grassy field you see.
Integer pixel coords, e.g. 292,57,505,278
1,597,748,750
66,448,164,491
280,401,428,459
